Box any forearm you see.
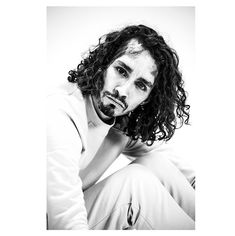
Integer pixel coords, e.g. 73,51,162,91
80,128,129,191
47,146,89,229
47,102,89,229
132,152,195,220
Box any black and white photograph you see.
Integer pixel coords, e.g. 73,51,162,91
47,6,195,230
1,0,235,235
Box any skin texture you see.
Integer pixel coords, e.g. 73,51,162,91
93,39,157,121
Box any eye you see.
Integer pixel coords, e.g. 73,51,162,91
136,81,147,91
115,66,128,78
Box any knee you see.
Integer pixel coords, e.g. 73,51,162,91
132,155,186,186
109,163,161,188
125,163,156,181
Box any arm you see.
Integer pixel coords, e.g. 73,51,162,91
80,128,129,191
123,139,195,220
123,139,195,188
47,98,88,230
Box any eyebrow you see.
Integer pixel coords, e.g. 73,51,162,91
116,60,133,73
138,78,153,88
116,60,154,88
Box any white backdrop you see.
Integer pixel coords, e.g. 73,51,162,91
47,6,196,166
1,0,235,234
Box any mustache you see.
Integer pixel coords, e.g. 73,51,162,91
103,90,128,110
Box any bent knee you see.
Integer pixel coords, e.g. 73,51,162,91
106,163,161,187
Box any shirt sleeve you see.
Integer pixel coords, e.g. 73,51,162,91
123,138,195,188
47,95,88,230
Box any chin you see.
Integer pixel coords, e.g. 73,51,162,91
99,103,115,117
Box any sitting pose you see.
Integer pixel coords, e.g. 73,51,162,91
47,24,195,230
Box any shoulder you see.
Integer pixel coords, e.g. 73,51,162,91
123,138,165,157
47,82,85,115
47,82,89,151
47,82,83,102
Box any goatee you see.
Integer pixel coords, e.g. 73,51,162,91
98,102,115,117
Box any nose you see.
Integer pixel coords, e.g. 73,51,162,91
115,81,131,99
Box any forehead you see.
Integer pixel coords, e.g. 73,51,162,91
114,39,158,79
125,38,144,54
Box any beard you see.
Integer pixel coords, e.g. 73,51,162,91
98,102,115,117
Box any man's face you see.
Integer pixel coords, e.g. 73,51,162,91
94,39,158,120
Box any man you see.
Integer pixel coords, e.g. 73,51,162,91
47,25,195,230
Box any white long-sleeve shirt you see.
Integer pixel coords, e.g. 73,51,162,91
47,82,195,229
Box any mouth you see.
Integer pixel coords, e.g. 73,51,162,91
106,95,125,109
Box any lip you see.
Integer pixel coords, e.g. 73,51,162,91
106,95,125,109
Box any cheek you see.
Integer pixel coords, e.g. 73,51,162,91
125,93,150,112
127,98,143,111
102,69,117,90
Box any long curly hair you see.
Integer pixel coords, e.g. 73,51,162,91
68,24,190,146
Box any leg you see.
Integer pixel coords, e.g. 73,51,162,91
131,153,195,220
84,164,194,230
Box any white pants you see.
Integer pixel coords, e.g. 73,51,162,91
83,156,195,230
